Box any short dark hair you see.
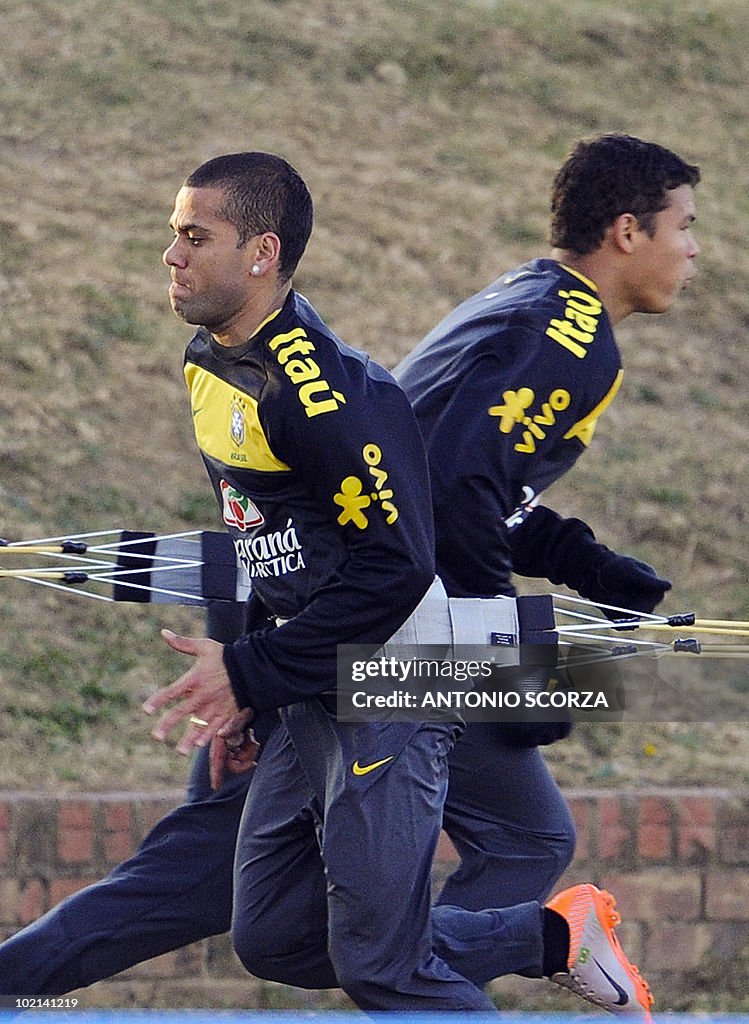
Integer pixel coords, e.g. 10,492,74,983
186,152,313,281
550,133,700,254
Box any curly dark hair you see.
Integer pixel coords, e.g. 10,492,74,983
550,133,700,255
186,152,313,281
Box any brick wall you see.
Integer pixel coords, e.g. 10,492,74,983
1,788,747,1011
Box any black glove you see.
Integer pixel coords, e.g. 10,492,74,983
579,550,672,620
511,508,671,620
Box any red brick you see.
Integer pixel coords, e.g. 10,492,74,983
597,795,631,859
104,801,134,832
601,869,701,921
645,921,712,970
639,795,672,825
59,827,94,863
58,801,94,864
638,824,672,860
59,801,94,831
637,796,673,859
705,869,749,920
103,801,136,864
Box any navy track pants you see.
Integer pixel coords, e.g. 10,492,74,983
0,722,574,998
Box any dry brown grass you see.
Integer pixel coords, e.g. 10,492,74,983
0,0,747,791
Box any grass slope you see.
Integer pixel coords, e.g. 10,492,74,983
0,0,747,791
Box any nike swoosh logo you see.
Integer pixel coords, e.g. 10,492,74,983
593,958,629,1006
352,756,395,776
192,407,204,418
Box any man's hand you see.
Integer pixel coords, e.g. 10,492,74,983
142,629,244,755
209,709,259,791
585,551,672,619
510,509,671,619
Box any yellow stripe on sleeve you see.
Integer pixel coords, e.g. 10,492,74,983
563,370,624,447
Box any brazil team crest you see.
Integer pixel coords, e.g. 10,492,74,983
230,395,246,446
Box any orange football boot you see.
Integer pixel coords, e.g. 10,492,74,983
546,883,654,1020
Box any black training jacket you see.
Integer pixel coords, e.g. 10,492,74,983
183,290,435,713
395,259,622,597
